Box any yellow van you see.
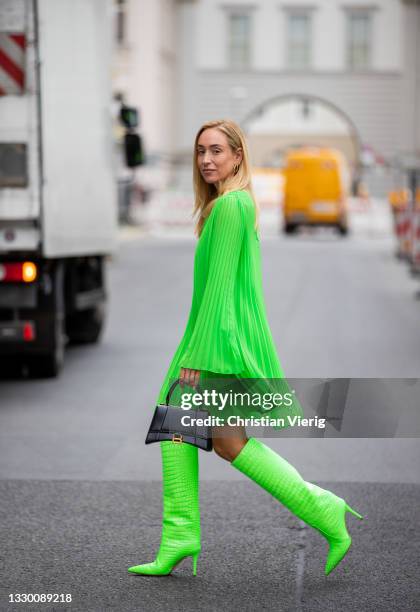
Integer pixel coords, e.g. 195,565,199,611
282,147,350,235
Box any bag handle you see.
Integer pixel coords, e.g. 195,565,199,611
165,377,203,405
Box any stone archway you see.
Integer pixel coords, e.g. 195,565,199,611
241,93,363,189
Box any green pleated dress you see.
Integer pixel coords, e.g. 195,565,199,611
155,189,303,429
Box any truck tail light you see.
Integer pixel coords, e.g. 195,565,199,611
22,262,37,282
0,261,37,282
23,322,35,341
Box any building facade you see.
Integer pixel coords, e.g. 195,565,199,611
175,0,419,193
112,0,178,185
112,0,419,195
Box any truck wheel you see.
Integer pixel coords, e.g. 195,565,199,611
66,303,105,345
27,315,65,378
0,356,26,379
337,224,349,236
26,261,66,379
30,353,62,378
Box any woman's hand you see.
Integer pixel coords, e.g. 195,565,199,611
179,367,201,389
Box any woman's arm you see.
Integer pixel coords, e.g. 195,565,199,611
179,192,246,374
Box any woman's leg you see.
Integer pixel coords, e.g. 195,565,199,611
127,440,201,576
211,423,248,462
200,370,249,461
228,437,364,575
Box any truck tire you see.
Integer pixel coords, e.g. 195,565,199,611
28,327,65,378
66,302,105,345
27,262,66,378
0,356,26,379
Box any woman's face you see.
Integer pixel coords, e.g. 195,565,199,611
196,128,242,186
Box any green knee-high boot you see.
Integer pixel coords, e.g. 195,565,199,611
128,440,201,576
231,437,363,576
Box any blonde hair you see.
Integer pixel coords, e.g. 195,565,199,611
191,119,259,238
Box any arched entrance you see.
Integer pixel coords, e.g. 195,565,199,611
242,93,362,191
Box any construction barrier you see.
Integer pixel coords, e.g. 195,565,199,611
389,189,411,259
409,189,420,273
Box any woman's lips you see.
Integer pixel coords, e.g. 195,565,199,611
203,169,215,173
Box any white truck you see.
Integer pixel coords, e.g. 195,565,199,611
0,0,118,376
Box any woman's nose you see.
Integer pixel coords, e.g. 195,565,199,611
202,152,212,165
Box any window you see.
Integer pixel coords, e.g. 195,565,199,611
287,12,312,70
228,13,251,69
115,0,127,47
0,143,28,188
346,12,372,70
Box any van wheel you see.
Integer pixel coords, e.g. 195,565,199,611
337,224,349,236
284,223,298,234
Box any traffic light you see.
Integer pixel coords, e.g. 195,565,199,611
118,102,144,167
124,132,143,167
120,105,138,129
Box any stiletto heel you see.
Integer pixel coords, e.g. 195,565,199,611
192,552,199,576
345,503,363,520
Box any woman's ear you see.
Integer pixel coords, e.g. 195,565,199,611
235,147,243,164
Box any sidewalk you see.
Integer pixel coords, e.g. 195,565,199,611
118,196,394,243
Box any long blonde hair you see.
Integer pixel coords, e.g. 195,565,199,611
192,119,259,238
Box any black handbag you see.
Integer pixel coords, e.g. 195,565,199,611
145,378,213,451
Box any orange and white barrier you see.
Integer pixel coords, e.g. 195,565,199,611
409,189,420,272
389,189,411,258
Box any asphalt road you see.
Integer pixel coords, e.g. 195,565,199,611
1,216,419,611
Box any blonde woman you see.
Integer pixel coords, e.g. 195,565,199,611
128,119,363,578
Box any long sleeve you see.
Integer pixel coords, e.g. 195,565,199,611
179,192,246,373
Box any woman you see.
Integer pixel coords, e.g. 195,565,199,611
128,119,363,578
